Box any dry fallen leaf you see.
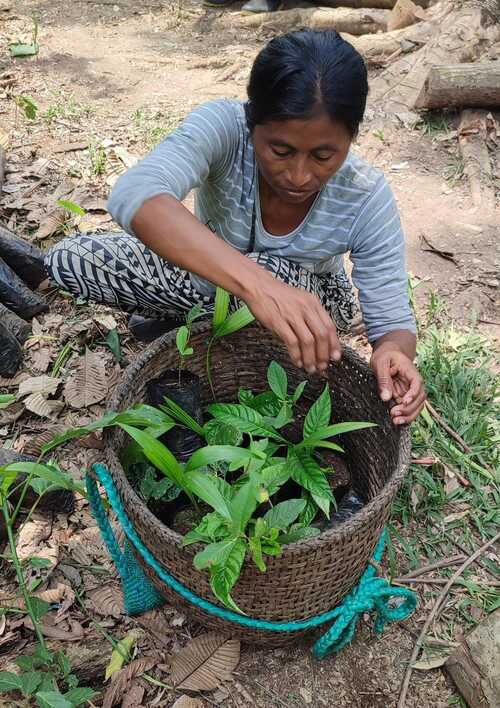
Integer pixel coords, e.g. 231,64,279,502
16,518,59,568
35,208,66,241
121,683,145,708
18,375,61,398
412,654,449,670
171,632,240,691
64,348,107,408
88,584,124,619
30,346,53,373
22,424,67,457
136,607,173,647
102,656,157,708
24,392,64,419
94,313,118,331
172,696,205,708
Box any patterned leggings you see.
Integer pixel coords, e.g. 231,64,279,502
45,232,359,332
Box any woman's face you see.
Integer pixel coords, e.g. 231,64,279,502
252,112,352,205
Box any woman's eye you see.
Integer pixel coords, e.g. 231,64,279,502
271,148,291,158
313,152,334,162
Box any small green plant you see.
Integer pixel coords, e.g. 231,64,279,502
0,462,96,705
89,143,107,176
43,92,93,124
0,394,16,409
43,363,375,613
14,95,38,121
176,303,205,375
372,129,385,143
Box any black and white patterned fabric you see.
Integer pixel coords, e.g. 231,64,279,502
45,232,359,332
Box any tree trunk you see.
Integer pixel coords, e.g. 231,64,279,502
458,109,496,213
238,7,389,35
414,62,500,109
344,20,432,63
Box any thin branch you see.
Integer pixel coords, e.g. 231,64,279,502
394,576,500,587
397,531,500,708
403,555,466,578
431,523,499,576
425,401,471,453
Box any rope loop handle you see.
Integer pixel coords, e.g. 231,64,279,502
87,463,417,657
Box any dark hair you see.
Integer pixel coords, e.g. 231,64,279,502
246,30,368,137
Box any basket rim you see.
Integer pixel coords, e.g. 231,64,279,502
105,321,410,555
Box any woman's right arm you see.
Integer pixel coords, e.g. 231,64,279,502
132,194,340,374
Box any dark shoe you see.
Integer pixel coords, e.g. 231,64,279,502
241,0,281,11
128,314,182,343
0,321,23,377
0,256,49,320
0,224,47,289
0,449,76,514
0,303,31,343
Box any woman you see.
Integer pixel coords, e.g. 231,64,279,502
47,30,426,425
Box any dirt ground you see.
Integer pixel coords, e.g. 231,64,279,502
0,1,499,706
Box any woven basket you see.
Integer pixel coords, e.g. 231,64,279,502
105,322,410,646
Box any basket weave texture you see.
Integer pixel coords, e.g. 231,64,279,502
104,322,410,645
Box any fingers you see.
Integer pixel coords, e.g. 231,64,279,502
390,363,426,424
372,354,394,402
305,304,341,373
391,387,426,424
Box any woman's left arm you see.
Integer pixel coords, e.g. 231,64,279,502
349,175,425,425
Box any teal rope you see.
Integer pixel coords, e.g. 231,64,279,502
87,463,416,658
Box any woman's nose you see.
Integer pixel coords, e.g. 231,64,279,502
287,158,311,189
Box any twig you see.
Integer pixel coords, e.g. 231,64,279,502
394,576,500,587
431,523,499,576
397,531,500,708
403,555,466,578
233,671,290,708
425,401,471,453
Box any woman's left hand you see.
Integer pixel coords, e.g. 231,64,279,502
370,347,426,425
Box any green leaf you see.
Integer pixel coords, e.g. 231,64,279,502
20,671,43,697
176,326,189,355
105,329,123,364
0,468,18,499
185,445,250,473
207,403,284,441
298,439,344,453
118,424,186,491
267,362,288,399
213,287,230,329
0,394,16,409
214,305,254,338
194,536,240,570
28,557,53,568
209,537,247,613
14,95,38,119
1,462,82,495
293,381,307,403
306,421,377,440
10,43,39,58
182,511,228,546
303,385,331,438
186,302,205,326
139,467,179,502
30,597,51,622
263,499,306,530
105,630,141,681
248,535,266,572
57,200,86,216
238,389,254,406
229,479,258,532
204,419,242,447
56,651,71,678
289,450,333,517
278,525,320,544
260,463,291,496
0,670,22,692
247,390,281,416
63,687,98,706
298,492,318,527
36,691,73,708
16,656,37,672
160,397,205,436
184,471,232,520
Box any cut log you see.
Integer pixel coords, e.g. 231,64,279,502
237,7,389,35
319,0,430,7
445,609,500,708
344,21,431,64
388,0,425,31
458,109,496,213
414,62,500,109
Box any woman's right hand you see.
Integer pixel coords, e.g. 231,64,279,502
245,274,342,374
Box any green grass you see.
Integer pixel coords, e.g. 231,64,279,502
390,294,499,632
43,91,93,123
418,111,451,138
132,107,182,148
89,143,107,176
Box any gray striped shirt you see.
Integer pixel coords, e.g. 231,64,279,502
108,99,415,342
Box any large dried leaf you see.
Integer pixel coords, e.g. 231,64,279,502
412,654,449,670
18,375,61,398
22,425,67,457
171,632,240,691
30,346,53,373
35,208,66,241
121,683,145,708
88,584,124,618
172,697,204,708
102,656,157,708
136,608,173,647
24,393,64,419
16,518,59,567
64,348,107,409
0,400,25,425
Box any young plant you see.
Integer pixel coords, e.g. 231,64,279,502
0,463,96,705
175,302,204,378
